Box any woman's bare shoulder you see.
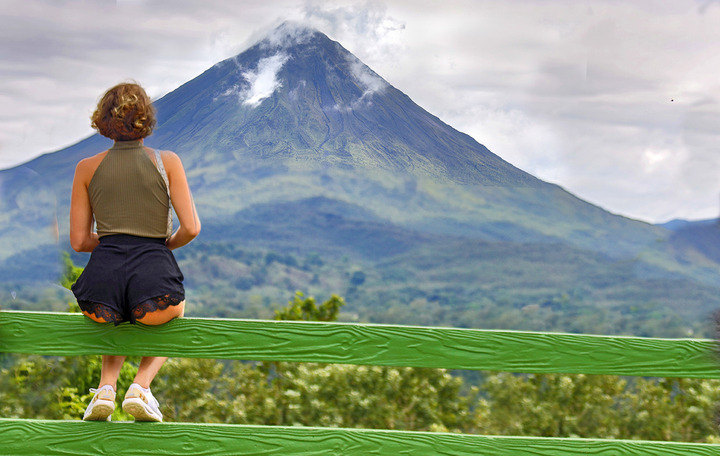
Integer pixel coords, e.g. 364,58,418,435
155,149,180,159
154,150,184,186
75,150,110,183
156,149,182,169
77,150,109,166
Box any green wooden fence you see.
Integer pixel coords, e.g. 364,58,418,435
2,309,720,455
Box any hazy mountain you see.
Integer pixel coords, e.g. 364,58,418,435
659,217,716,231
655,217,720,265
659,218,694,231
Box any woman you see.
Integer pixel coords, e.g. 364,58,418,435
69,81,201,422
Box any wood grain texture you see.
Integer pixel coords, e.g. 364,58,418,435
2,418,720,456
2,310,720,378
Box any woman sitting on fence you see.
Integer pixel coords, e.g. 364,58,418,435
69,81,201,422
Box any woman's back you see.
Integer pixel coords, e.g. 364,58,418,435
88,139,172,239
70,81,200,254
71,81,202,422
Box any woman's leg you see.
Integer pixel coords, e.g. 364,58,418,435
80,309,127,391
82,299,185,389
133,298,185,325
133,356,169,389
100,355,127,391
133,299,185,388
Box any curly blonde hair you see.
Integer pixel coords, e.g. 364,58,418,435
91,81,156,141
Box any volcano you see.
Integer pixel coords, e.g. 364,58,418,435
1,22,718,337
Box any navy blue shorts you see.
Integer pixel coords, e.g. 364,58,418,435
71,233,185,326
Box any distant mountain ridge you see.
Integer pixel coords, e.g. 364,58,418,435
658,217,717,231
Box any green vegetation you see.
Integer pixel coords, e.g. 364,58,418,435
142,240,720,338
2,254,720,443
4,236,718,339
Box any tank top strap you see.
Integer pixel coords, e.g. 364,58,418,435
153,148,173,241
153,148,170,193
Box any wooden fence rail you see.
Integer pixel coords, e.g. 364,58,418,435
1,310,719,378
3,309,720,455
2,418,720,456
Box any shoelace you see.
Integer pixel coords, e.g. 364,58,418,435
89,386,115,396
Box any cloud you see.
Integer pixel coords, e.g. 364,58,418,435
332,55,388,111
219,52,290,107
302,0,406,63
258,20,318,50
349,56,387,95
288,80,307,101
241,52,290,106
697,0,720,13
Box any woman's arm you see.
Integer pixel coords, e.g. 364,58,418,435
162,151,201,250
69,159,100,252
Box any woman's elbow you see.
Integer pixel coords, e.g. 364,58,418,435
70,235,84,252
187,223,201,237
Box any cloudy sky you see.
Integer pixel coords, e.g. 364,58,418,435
2,0,719,224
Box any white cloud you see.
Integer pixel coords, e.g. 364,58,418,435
258,20,318,49
241,52,290,107
333,55,389,111
217,52,290,107
302,0,406,63
349,56,387,95
288,80,307,101
642,147,674,171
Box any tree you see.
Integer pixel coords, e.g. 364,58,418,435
59,251,83,291
350,270,366,286
473,372,720,443
0,352,139,420
272,290,345,321
256,290,477,432
59,251,83,313
619,377,720,442
474,372,626,438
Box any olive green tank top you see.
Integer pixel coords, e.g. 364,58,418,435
89,139,172,240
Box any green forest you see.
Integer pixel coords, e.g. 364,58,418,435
2,252,720,443
7,238,719,341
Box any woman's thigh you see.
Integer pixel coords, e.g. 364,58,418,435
79,300,124,325
81,309,115,324
134,299,185,325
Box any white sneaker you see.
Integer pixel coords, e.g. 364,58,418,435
122,382,163,422
83,384,116,421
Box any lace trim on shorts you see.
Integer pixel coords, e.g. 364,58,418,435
77,300,124,326
132,292,185,322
